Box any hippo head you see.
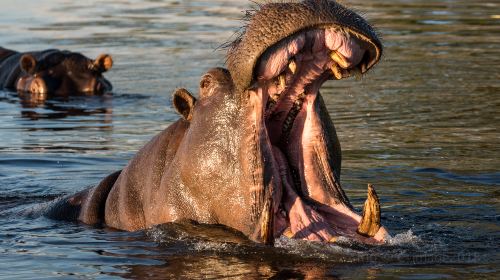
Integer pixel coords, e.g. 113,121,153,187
16,51,113,96
170,0,388,245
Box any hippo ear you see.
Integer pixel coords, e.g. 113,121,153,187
173,88,197,121
20,54,37,74
93,54,113,72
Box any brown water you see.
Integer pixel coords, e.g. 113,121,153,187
0,0,499,278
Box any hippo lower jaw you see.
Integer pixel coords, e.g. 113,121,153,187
249,27,388,244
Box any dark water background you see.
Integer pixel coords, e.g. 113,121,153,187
0,0,498,278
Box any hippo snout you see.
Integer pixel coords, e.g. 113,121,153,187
16,76,48,96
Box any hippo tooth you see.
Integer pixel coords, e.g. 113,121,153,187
283,228,294,238
260,194,275,246
356,184,381,237
331,64,343,80
269,94,278,103
288,59,297,74
329,51,349,69
280,93,305,146
278,74,286,89
328,236,339,243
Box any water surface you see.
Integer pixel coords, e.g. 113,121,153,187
0,0,498,278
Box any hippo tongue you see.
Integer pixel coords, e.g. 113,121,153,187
273,142,384,242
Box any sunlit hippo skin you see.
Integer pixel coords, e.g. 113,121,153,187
0,47,113,100
47,0,389,245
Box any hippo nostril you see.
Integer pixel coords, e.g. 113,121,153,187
30,78,47,95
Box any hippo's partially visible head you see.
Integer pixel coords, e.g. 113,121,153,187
168,0,388,245
16,51,113,96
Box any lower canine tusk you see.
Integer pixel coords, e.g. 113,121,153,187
356,184,381,237
278,74,286,89
288,59,297,74
331,64,343,80
283,228,294,239
329,51,349,69
261,194,275,246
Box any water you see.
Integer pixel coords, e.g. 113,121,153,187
0,0,498,278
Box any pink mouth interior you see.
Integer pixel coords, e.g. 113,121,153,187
251,28,386,243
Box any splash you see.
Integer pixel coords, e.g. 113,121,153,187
145,222,429,264
385,230,421,246
146,223,482,267
144,221,259,255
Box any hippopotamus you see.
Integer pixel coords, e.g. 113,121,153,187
0,47,113,98
47,0,389,245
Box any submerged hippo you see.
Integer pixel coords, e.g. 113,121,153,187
48,0,388,245
0,47,113,98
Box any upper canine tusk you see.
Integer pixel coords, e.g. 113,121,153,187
330,51,349,69
356,184,381,237
331,64,343,80
288,59,297,74
278,74,286,89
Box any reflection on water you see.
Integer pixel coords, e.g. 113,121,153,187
0,0,499,278
4,92,114,122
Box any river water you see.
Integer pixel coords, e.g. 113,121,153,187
0,0,498,279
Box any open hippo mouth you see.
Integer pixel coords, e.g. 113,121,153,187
227,1,388,245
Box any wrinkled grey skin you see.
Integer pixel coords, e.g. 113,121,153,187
47,0,385,244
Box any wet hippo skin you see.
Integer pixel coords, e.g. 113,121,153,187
46,0,390,246
0,47,113,99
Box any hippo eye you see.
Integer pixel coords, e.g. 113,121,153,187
67,71,73,76
48,70,54,75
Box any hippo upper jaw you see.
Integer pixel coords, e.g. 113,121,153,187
227,0,382,94
232,1,388,245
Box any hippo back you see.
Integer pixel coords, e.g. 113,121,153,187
0,47,21,89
